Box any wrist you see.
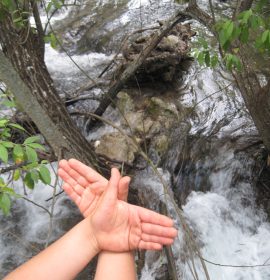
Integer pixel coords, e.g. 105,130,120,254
79,218,100,256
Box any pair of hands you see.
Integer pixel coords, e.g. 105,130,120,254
58,159,177,253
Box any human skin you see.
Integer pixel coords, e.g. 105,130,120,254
5,167,177,280
58,158,136,280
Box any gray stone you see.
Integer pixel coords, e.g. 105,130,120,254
95,132,139,164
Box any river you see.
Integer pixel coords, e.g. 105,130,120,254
1,0,270,279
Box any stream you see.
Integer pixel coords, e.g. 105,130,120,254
1,0,270,279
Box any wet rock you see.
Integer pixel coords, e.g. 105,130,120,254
149,97,179,119
95,132,139,164
153,134,169,155
125,112,154,135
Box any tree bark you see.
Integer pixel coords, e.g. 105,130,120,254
0,14,108,175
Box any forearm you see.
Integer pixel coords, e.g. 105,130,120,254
94,251,136,280
5,219,99,280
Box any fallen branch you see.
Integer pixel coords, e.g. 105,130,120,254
85,12,191,132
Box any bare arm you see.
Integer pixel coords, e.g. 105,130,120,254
4,219,99,280
59,159,137,280
95,252,136,280
6,165,176,280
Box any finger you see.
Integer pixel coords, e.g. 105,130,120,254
138,241,162,251
141,233,174,245
118,176,130,201
142,223,178,238
68,158,107,184
103,168,120,205
58,169,85,196
58,167,72,182
61,163,90,188
59,159,69,169
62,183,81,205
138,206,174,227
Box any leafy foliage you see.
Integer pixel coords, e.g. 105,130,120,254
193,1,270,70
0,92,51,216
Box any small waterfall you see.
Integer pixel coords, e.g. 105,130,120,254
1,1,270,279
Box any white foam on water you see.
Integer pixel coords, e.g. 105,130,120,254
45,44,113,76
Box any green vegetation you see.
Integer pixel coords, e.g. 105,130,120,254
0,91,51,215
193,1,270,71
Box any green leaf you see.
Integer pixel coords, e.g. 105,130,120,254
23,162,39,170
0,141,14,148
232,55,242,71
2,187,15,195
232,26,241,40
211,54,219,68
45,2,53,13
25,146,38,163
27,143,46,151
30,170,39,183
219,29,227,48
240,27,249,43
53,0,63,9
39,165,51,185
8,123,25,131
226,21,234,40
262,30,269,43
241,9,253,24
0,119,8,127
204,51,210,67
198,37,208,49
225,54,233,71
0,177,6,187
24,172,35,189
13,169,20,181
24,136,40,144
0,193,11,215
50,33,58,49
197,51,205,66
13,144,25,163
0,144,8,163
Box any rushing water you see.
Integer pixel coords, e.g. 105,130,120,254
1,0,270,279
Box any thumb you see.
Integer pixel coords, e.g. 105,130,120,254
102,168,120,205
118,176,130,202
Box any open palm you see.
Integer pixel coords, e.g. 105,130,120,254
58,159,177,251
58,158,130,216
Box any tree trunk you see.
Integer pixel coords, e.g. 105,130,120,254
0,15,108,174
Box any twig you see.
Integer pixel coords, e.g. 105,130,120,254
45,149,62,248
71,111,210,279
0,162,26,174
22,197,51,216
200,257,270,268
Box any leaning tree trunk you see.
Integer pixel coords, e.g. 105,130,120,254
0,14,108,174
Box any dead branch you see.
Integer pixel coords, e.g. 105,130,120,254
85,12,191,132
